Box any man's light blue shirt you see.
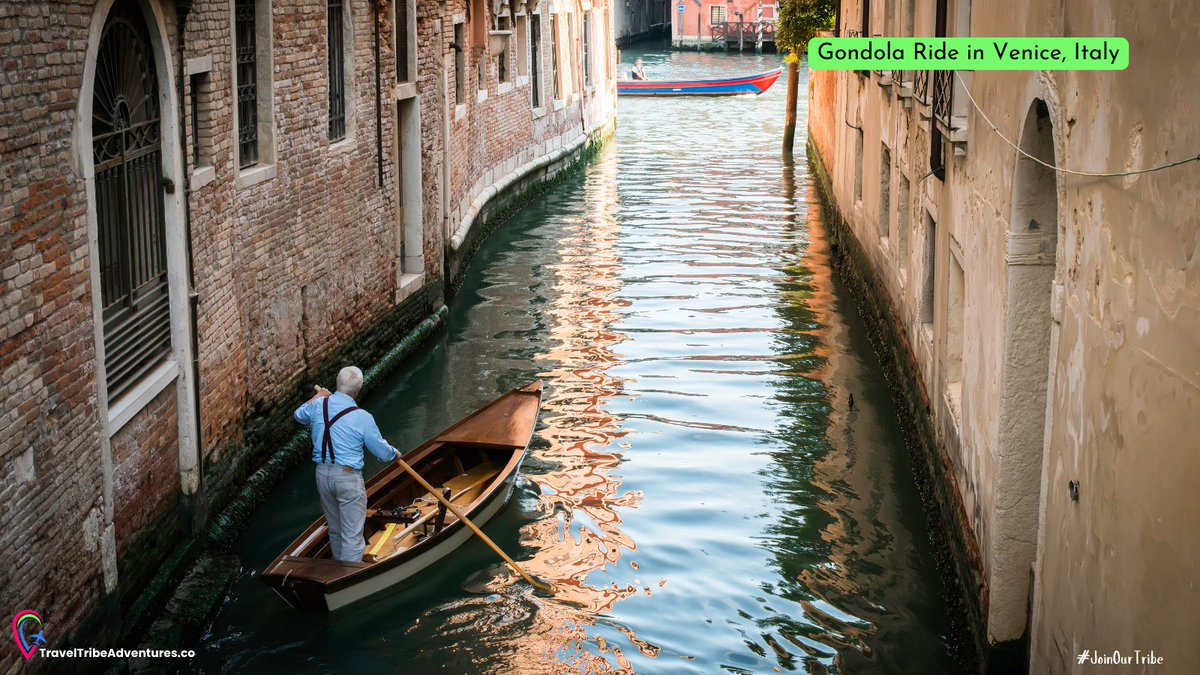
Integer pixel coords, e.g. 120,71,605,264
294,392,398,470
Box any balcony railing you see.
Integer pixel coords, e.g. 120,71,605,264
711,21,776,45
913,70,929,104
932,70,952,126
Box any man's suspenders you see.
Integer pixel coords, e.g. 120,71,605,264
320,397,360,464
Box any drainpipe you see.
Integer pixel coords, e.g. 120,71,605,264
441,25,452,281
373,0,384,188
175,0,206,535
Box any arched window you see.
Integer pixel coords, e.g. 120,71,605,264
92,0,171,401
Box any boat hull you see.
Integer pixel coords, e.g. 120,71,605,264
261,382,543,610
618,68,782,97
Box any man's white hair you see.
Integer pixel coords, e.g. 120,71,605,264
336,366,364,395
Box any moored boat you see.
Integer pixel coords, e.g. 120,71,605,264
617,68,782,96
261,381,544,610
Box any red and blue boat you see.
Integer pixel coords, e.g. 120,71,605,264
617,68,782,97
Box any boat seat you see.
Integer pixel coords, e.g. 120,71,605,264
442,462,500,493
363,463,502,562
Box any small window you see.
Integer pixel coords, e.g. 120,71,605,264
529,14,541,107
395,0,415,83
327,0,348,141
516,14,529,78
454,22,466,104
710,5,727,24
921,212,937,325
234,0,258,167
497,15,511,84
550,15,560,100
854,128,864,203
189,71,212,168
582,11,591,87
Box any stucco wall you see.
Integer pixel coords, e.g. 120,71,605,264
808,0,1200,671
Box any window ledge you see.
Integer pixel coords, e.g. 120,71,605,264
329,136,357,155
191,164,216,190
516,75,529,86
236,163,276,189
394,81,418,100
497,81,514,94
477,89,488,103
552,99,565,111
531,106,547,119
455,103,467,121
108,360,179,436
396,271,425,304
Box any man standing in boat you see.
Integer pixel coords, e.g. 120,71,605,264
294,366,400,563
631,58,647,80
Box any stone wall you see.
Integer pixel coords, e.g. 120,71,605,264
808,0,1200,672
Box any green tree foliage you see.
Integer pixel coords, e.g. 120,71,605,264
776,0,836,55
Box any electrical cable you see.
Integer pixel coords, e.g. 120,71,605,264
954,72,1200,178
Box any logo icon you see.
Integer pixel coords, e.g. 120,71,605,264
11,611,46,661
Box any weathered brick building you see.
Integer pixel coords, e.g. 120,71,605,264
0,0,615,664
808,0,1199,671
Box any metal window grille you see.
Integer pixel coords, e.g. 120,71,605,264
932,69,952,125
328,0,347,141
913,69,928,102
92,0,172,401
396,0,409,82
550,16,559,100
582,12,591,87
530,15,540,107
235,0,258,168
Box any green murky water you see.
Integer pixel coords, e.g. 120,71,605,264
196,45,956,673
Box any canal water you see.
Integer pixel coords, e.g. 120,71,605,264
196,45,957,674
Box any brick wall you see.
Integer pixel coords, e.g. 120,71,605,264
109,385,180,602
0,0,616,665
0,0,115,661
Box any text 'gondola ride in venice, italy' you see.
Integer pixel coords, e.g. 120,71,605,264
617,68,783,97
261,381,546,610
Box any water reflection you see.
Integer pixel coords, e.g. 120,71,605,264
195,43,956,675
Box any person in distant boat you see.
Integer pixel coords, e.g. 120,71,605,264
631,58,648,80
295,366,400,563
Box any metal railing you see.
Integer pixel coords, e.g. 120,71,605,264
913,70,929,103
711,21,776,45
932,70,952,126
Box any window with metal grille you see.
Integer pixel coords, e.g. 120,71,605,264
93,0,172,401
550,15,560,100
328,0,347,141
582,11,591,87
396,0,411,82
497,15,510,83
235,0,258,168
530,15,541,107
710,5,726,24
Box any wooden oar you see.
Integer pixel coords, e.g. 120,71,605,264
393,457,554,594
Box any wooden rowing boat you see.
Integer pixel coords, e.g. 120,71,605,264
617,68,782,97
261,381,544,610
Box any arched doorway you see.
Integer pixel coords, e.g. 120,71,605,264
990,98,1059,642
92,0,172,402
